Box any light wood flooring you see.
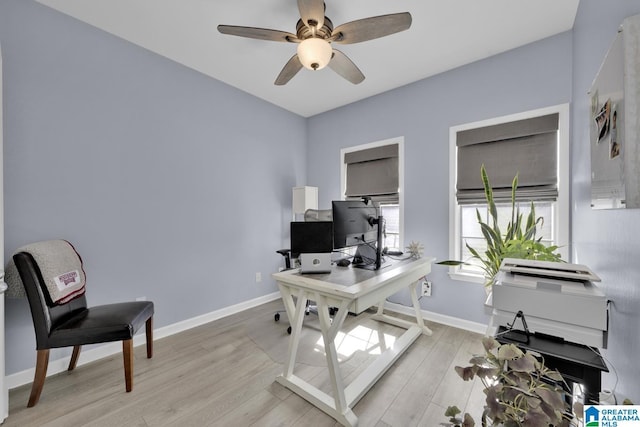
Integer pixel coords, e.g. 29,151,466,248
4,300,486,427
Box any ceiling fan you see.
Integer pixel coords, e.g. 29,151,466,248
217,0,412,85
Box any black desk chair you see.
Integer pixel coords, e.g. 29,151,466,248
275,209,335,333
13,251,154,407
274,249,299,334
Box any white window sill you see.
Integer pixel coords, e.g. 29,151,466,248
447,270,485,284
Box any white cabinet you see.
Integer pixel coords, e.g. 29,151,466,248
292,186,318,221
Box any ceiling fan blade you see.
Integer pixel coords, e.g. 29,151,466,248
328,49,365,84
217,25,298,42
297,0,325,30
275,54,303,85
332,12,412,44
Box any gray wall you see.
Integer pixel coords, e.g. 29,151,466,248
572,1,640,402
0,0,306,374
307,33,573,324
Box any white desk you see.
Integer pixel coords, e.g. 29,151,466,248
272,257,434,426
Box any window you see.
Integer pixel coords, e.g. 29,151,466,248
449,105,569,282
380,204,400,249
341,137,404,250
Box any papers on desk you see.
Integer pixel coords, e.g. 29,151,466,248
490,258,608,348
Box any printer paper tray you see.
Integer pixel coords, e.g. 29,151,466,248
491,309,607,348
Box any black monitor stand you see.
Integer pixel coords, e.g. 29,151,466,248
352,215,385,271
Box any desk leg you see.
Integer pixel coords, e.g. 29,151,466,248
276,284,358,427
371,281,432,336
409,281,432,336
316,294,352,417
278,284,309,378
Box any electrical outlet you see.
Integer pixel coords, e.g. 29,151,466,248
255,272,262,283
421,281,432,297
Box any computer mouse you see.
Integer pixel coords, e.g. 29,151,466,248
336,258,351,267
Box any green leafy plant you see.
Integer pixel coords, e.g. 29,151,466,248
445,336,580,427
440,165,562,286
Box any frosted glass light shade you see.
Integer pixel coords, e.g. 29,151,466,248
297,38,332,71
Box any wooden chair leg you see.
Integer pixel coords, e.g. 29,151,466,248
28,349,50,407
145,316,153,358
123,339,133,392
68,345,81,371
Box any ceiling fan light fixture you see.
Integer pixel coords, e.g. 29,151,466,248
218,5,412,85
297,38,332,70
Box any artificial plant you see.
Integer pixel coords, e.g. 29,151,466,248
445,336,581,427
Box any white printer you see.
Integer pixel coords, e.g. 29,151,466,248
489,258,608,348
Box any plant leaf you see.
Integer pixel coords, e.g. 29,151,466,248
437,260,468,266
482,336,499,352
476,366,500,379
522,407,553,427
462,413,476,427
510,174,518,227
468,355,487,365
484,385,507,420
497,344,524,360
508,352,537,373
445,405,462,417
534,386,565,411
455,365,478,381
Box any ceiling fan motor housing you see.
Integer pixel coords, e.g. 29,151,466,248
295,17,334,41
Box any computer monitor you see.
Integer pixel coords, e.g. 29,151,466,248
331,200,377,248
332,199,384,270
290,221,333,257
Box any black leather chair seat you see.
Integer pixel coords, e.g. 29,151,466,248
49,301,154,348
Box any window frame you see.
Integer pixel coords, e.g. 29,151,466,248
448,104,570,283
340,137,405,250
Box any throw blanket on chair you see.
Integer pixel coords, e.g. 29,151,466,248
5,240,86,304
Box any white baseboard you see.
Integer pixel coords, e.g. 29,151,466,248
5,292,282,390
383,301,489,335
7,294,485,390
153,292,281,340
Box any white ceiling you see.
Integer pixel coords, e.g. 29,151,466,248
36,0,580,117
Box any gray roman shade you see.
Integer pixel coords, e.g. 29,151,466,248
456,113,559,204
345,144,399,203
